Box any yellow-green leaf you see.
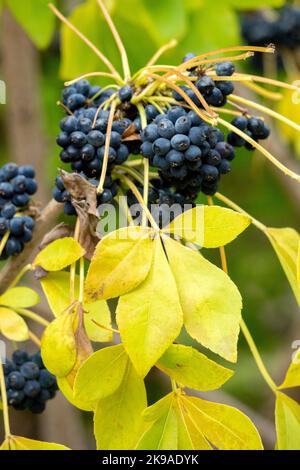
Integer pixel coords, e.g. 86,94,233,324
33,238,85,271
41,271,111,342
182,395,263,450
0,439,10,450
276,392,300,450
40,271,76,317
94,361,147,450
0,308,29,341
117,236,183,376
135,394,178,450
74,344,128,402
57,377,96,412
41,312,76,377
9,436,70,450
0,287,40,309
157,344,233,391
279,347,300,389
84,300,112,343
266,227,300,306
164,205,251,248
84,226,153,303
164,237,242,362
175,396,212,450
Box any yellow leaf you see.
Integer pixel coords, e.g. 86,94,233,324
40,271,76,317
135,394,178,450
41,271,112,342
41,312,76,377
84,300,112,343
297,241,300,287
276,392,300,450
279,347,300,389
74,344,128,402
266,227,300,306
94,361,147,450
0,287,40,309
277,86,300,156
0,307,29,341
181,395,263,450
57,377,96,412
0,439,10,450
157,344,233,391
164,237,242,362
164,205,251,248
175,396,212,450
33,237,85,271
117,236,183,376
84,226,153,303
9,436,70,450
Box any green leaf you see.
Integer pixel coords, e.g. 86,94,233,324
135,394,178,450
266,227,300,306
34,238,85,272
181,395,263,450
94,361,147,450
279,347,300,389
164,237,242,362
0,287,40,309
0,308,29,341
229,0,285,9
117,236,183,376
41,312,76,377
6,0,57,49
164,205,251,248
85,227,153,303
74,344,128,402
276,392,300,450
8,436,70,450
157,344,233,391
41,271,112,342
57,377,96,412
142,0,186,43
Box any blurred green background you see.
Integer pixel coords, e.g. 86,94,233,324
0,0,299,449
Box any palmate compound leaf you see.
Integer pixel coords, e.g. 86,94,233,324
0,436,70,450
275,392,300,450
33,237,85,272
41,312,77,377
57,377,97,412
279,347,300,389
266,227,300,306
84,226,153,303
116,236,183,377
0,287,40,309
164,237,242,362
163,205,251,248
156,344,233,391
0,307,29,341
136,392,263,450
74,344,128,403
41,271,112,342
94,361,147,450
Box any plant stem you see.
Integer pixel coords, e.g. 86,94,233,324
65,72,124,87
96,0,131,81
0,231,10,257
0,361,11,438
7,264,32,290
97,100,117,193
79,257,85,304
28,331,41,347
240,319,277,394
48,3,121,81
16,308,49,327
70,218,81,303
137,104,150,228
146,39,177,67
171,378,177,392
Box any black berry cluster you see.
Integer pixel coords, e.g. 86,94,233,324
62,78,115,112
228,116,270,150
2,350,58,414
174,57,235,108
0,163,37,259
127,177,192,227
141,106,235,196
241,6,300,50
